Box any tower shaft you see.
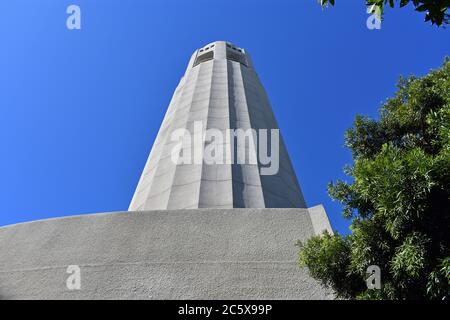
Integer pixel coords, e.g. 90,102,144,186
129,41,306,210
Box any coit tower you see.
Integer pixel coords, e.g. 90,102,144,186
129,41,307,210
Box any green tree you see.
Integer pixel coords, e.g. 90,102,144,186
298,59,450,300
319,0,450,26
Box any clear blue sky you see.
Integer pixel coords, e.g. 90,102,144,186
0,1,448,234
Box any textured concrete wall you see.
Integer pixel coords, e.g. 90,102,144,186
129,41,307,210
0,207,333,300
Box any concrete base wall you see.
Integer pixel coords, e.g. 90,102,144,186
0,207,333,300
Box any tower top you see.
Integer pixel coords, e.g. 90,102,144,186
186,41,254,70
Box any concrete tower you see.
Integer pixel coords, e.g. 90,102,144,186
130,41,306,210
0,42,333,299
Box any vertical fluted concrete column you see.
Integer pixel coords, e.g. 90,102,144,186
129,41,306,210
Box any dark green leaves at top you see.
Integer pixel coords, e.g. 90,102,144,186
318,0,450,26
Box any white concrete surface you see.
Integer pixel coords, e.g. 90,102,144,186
0,208,333,300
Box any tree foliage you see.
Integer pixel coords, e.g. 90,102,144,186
298,59,450,299
319,0,450,26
